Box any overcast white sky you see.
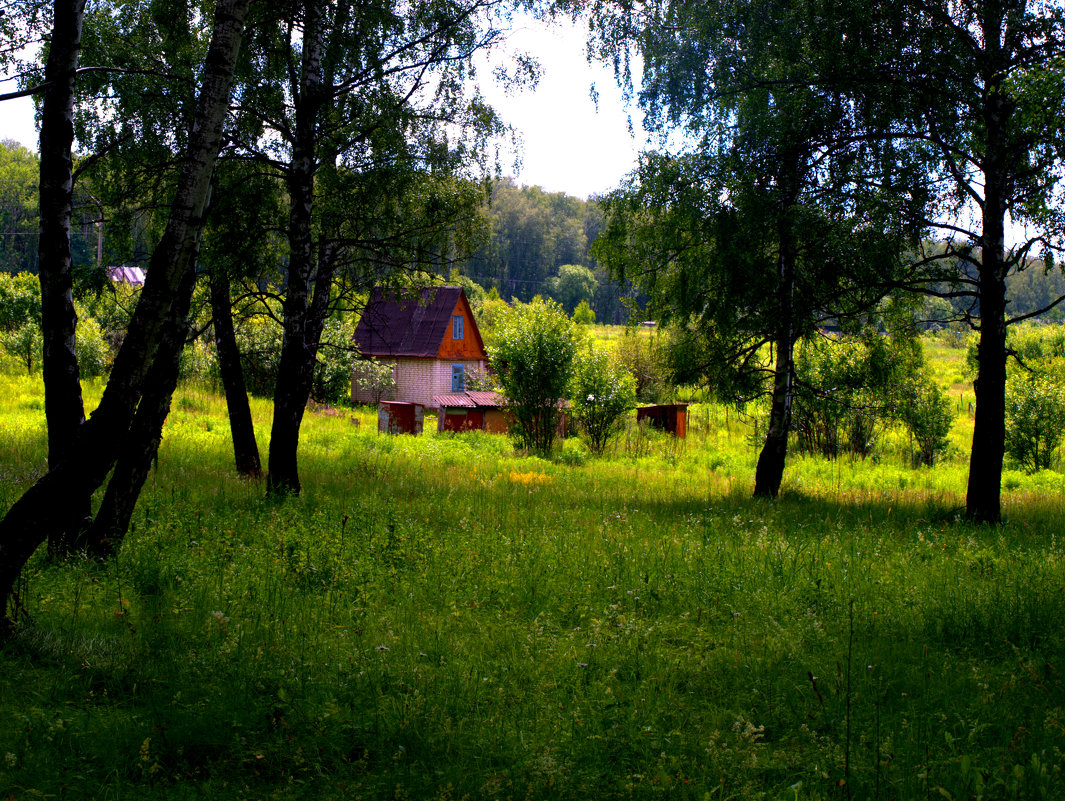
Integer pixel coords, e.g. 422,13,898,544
475,17,647,197
0,16,645,200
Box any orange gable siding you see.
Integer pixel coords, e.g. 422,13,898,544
436,295,486,360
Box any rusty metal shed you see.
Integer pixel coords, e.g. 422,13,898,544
636,404,689,438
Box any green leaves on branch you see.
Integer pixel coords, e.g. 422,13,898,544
569,345,636,455
1005,374,1065,474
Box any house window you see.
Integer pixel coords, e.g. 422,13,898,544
452,314,464,340
452,364,465,392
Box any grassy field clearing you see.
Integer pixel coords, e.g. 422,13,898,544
2,340,1065,799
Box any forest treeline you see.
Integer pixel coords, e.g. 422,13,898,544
0,141,633,322
6,139,1065,327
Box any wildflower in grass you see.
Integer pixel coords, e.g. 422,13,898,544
507,470,552,488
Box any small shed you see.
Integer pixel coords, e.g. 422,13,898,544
637,403,689,438
433,391,508,433
378,401,424,435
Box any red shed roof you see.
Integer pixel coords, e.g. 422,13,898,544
433,391,503,408
354,286,481,358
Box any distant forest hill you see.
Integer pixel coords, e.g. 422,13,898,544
460,178,638,325
3,142,1062,325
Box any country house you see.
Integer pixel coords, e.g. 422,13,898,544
351,286,487,409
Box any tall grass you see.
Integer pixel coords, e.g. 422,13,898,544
2,358,1065,799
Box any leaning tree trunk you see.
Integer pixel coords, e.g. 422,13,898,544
210,270,262,476
754,179,798,498
0,0,251,628
37,0,89,555
753,319,796,498
83,266,199,556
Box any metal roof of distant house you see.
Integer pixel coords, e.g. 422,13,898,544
107,265,145,285
354,286,480,358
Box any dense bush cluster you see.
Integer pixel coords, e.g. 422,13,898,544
0,273,360,405
793,327,954,467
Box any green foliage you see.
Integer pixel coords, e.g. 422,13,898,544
899,372,955,467
0,141,39,274
0,273,115,376
794,319,950,462
490,298,578,453
613,327,672,403
72,307,113,379
80,281,138,354
1,321,42,373
794,335,890,459
569,344,636,454
312,316,360,405
471,287,509,349
462,181,629,325
351,357,397,404
548,263,598,314
1004,374,1065,473
572,299,595,325
0,271,42,331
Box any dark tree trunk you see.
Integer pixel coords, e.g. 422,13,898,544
966,265,1007,524
754,330,795,497
83,266,199,556
966,172,1008,523
37,0,89,555
965,18,1011,525
753,286,796,497
0,0,251,628
210,271,262,477
754,172,798,498
267,242,337,495
267,0,327,496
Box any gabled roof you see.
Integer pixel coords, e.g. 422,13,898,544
354,286,482,358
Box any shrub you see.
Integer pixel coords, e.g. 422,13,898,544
573,299,596,325
490,298,578,453
0,275,113,376
234,314,283,397
794,336,890,459
1,321,42,373
73,309,113,378
312,315,360,405
1004,374,1065,472
899,372,954,467
614,327,672,403
569,345,636,454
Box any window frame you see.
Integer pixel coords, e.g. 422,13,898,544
452,314,464,340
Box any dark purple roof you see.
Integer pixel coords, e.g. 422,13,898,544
354,286,465,358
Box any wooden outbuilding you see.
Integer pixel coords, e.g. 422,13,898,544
637,403,689,438
433,391,508,433
352,286,487,409
377,401,424,435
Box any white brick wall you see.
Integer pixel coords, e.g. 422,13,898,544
351,358,485,407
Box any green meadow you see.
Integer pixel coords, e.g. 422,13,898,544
3,335,1065,800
